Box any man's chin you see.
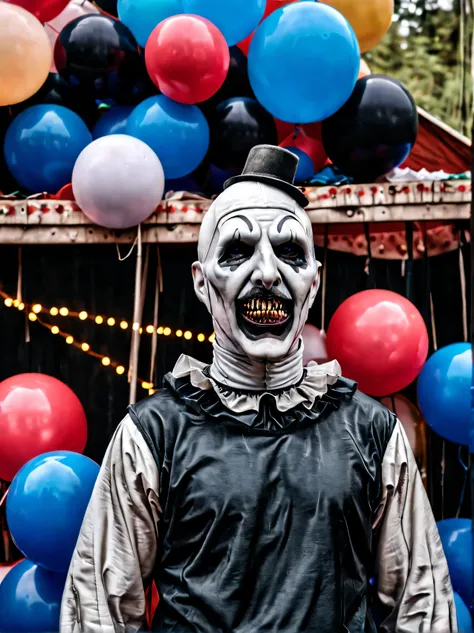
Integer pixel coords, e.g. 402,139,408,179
237,336,293,363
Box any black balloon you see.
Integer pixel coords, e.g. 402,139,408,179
203,46,254,113
92,0,117,17
322,75,418,182
8,73,98,126
208,97,278,172
54,15,145,104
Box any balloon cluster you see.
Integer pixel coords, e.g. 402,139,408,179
0,374,99,633
1,0,417,228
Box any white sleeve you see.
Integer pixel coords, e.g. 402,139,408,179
60,415,161,633
373,420,457,633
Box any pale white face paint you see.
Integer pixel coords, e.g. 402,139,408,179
193,182,320,362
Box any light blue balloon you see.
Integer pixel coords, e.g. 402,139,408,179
127,94,209,179
417,343,472,446
248,1,359,123
182,0,265,46
7,451,100,573
92,106,135,139
455,592,474,633
118,0,183,47
438,519,473,609
4,105,92,193
286,146,315,183
0,560,66,633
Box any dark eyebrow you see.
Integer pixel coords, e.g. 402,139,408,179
277,214,303,233
221,214,253,232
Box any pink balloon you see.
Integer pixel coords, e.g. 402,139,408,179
44,0,99,72
302,324,329,365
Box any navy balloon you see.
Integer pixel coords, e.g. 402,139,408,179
127,95,209,179
164,175,201,195
417,343,472,446
286,146,315,183
182,0,265,46
0,560,66,633
438,519,473,608
7,451,100,573
455,593,474,633
4,105,92,193
92,106,134,139
248,2,359,123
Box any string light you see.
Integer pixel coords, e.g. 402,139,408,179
51,326,59,335
95,315,104,325
13,300,19,308
79,311,88,320
197,333,205,342
4,298,13,307
176,330,183,338
163,327,171,336
107,317,115,326
132,322,140,331
18,302,24,311
81,342,90,352
184,331,192,340
120,320,128,330
157,326,164,335
66,336,74,344
28,312,37,322
50,307,59,316
208,333,216,343
102,357,111,366
59,307,69,316
116,365,125,375
146,325,154,334
32,304,42,314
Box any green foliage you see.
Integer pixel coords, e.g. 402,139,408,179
366,1,472,134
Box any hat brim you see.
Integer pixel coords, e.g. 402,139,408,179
223,174,309,209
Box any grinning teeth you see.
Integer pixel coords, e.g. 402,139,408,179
262,300,267,311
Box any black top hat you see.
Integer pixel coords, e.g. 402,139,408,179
224,145,309,208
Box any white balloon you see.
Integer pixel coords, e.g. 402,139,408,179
72,135,164,229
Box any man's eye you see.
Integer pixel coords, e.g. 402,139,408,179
220,240,253,264
276,242,306,264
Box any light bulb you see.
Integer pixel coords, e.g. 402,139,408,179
208,333,216,343
95,315,104,325
184,331,192,340
50,307,59,316
163,327,171,336
132,322,140,331
157,326,164,335
107,317,115,326
120,321,128,330
13,300,19,308
59,307,69,316
51,326,59,335
18,302,24,311
102,357,111,366
146,325,154,334
4,298,13,307
142,381,153,390
79,311,88,320
28,313,37,322
176,330,183,338
66,336,74,344
116,365,125,375
197,333,205,342
81,343,90,352
32,304,42,314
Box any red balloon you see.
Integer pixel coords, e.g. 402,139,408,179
302,324,328,365
326,290,429,397
145,15,230,105
6,0,69,23
0,373,87,481
281,123,328,172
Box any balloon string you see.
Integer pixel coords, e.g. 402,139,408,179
405,222,414,302
320,224,328,331
116,235,138,261
456,445,470,518
149,247,162,385
0,487,9,508
128,225,143,404
458,230,468,342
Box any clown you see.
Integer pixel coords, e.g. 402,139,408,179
61,146,456,633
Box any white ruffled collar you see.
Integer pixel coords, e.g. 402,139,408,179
172,355,341,414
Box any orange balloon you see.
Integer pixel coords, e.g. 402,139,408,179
0,4,52,106
320,0,393,52
358,58,371,79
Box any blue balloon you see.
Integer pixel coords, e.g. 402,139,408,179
4,105,92,193
182,0,265,46
0,560,66,633
417,343,472,446
127,95,209,179
118,0,183,47
92,106,135,139
438,519,473,608
455,592,474,633
164,175,201,195
208,164,233,195
7,452,100,573
286,146,315,183
248,2,359,123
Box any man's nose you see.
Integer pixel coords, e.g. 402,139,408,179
250,247,281,289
